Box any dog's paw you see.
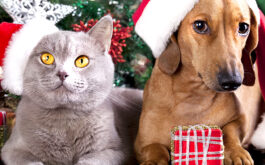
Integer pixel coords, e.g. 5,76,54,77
140,160,168,165
224,146,254,165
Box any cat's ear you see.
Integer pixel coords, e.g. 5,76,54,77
88,15,113,52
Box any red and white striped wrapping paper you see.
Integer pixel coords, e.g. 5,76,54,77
171,125,224,165
0,111,6,126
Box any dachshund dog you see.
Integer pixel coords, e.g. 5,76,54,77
135,0,264,165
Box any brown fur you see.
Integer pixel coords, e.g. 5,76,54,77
134,0,264,164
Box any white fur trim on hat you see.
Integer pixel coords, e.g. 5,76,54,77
246,0,260,26
251,114,265,149
1,18,59,95
134,0,260,58
135,0,199,58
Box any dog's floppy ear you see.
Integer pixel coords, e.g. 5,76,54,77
158,35,181,75
242,9,259,86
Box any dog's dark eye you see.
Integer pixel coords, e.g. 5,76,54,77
238,23,250,36
193,20,209,34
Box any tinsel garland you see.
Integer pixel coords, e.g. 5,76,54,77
72,18,133,63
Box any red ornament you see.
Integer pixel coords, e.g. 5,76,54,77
171,125,224,165
72,18,133,63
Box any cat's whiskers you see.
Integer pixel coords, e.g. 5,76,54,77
40,76,59,87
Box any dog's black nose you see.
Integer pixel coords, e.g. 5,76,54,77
218,71,242,91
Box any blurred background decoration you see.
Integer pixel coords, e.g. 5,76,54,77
257,0,265,14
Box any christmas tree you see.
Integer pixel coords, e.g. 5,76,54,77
257,0,265,13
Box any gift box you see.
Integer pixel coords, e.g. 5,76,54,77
171,125,224,165
0,111,6,126
0,109,16,150
0,111,8,149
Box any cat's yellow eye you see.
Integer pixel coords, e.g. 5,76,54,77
41,53,54,65
75,55,89,68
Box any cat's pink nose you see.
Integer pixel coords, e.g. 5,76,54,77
57,71,69,81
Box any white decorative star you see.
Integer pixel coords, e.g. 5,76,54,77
0,0,75,24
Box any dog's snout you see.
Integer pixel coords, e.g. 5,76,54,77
218,71,242,91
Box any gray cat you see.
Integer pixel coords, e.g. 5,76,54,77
1,16,142,165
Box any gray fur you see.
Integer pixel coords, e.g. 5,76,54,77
1,16,142,165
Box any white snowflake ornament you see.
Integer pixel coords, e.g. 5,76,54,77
0,0,75,24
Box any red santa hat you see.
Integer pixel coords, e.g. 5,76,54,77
0,18,59,95
133,0,260,58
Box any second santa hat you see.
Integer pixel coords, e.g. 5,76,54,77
133,0,260,58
